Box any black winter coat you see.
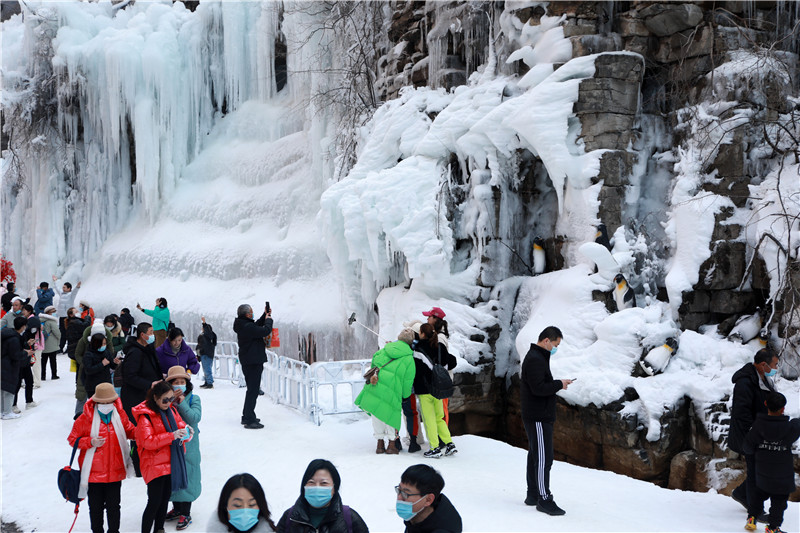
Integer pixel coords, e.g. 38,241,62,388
197,323,217,357
1,291,27,313
520,343,563,424
233,313,272,366
276,494,368,533
729,363,774,454
412,338,457,396
120,337,163,421
1,328,25,393
66,316,89,359
81,347,117,398
118,312,135,336
403,494,462,533
743,413,800,495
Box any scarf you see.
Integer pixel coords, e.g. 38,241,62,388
160,407,188,492
78,404,132,498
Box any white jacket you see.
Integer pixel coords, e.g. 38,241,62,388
54,281,79,317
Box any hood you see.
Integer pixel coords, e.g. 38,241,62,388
405,493,461,533
384,340,413,359
40,313,58,323
732,363,758,385
233,316,253,334
131,400,158,421
123,335,141,354
754,413,795,441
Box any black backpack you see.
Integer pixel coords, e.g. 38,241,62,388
58,438,83,505
427,346,454,400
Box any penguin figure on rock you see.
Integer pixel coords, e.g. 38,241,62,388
532,237,546,275
613,273,636,311
639,337,679,376
595,223,613,252
728,307,764,344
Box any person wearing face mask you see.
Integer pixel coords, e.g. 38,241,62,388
81,333,123,399
520,326,573,516
67,383,136,533
74,320,117,419
0,296,24,329
156,328,201,376
233,303,273,429
52,275,81,351
208,473,277,532
39,305,61,380
729,348,780,524
134,381,189,533
137,298,170,348
395,464,461,533
79,299,96,323
65,307,90,360
164,366,202,531
276,459,368,533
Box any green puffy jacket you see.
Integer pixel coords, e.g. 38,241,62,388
142,306,170,332
354,341,415,430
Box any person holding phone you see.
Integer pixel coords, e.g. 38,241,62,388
232,303,273,429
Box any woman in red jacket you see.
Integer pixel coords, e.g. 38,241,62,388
133,380,190,533
67,382,136,533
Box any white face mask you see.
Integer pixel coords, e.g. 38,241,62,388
97,404,115,414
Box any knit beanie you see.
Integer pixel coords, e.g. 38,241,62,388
397,328,415,345
90,319,105,336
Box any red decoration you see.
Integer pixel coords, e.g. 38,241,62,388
0,256,17,284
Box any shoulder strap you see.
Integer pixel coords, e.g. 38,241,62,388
342,505,352,533
69,437,82,466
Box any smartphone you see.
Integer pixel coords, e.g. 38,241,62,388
265,301,271,313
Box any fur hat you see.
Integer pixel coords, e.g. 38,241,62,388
92,383,118,404
90,319,105,336
397,328,415,345
165,365,191,382
44,305,57,314
79,299,91,308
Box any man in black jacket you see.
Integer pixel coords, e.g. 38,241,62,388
521,326,573,516
730,348,779,522
233,303,272,429
1,317,30,419
396,464,461,533
120,323,162,421
743,392,800,532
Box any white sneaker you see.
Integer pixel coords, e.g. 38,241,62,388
2,412,22,420
26,401,38,409
12,406,21,414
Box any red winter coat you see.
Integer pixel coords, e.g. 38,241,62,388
132,401,186,484
67,398,136,483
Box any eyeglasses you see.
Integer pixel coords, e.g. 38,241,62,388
394,485,422,501
160,396,175,405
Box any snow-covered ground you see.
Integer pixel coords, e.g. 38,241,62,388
2,356,798,533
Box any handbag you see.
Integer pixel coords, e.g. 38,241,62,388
363,359,394,385
427,346,454,400
58,437,83,504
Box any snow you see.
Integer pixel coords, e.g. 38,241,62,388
3,357,799,533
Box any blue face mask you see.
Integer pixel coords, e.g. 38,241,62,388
765,368,777,378
12,308,20,315
396,498,423,521
550,346,558,355
304,486,333,508
147,334,155,344
228,508,259,532
172,384,187,394
98,345,106,352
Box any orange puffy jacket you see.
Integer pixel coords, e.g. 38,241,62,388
67,398,136,483
132,401,186,484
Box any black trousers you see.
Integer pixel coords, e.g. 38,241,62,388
13,364,33,406
41,350,59,379
142,474,171,533
88,481,121,533
241,364,263,424
524,419,554,501
172,501,192,516
751,490,788,528
736,454,763,516
59,317,68,351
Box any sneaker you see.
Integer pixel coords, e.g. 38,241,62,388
165,508,181,521
200,383,213,389
765,527,786,533
744,516,756,531
407,437,421,453
524,496,538,506
176,515,192,530
241,418,261,425
536,498,566,516
52,376,60,380
12,406,21,414
444,442,457,456
424,446,442,459
244,422,264,429
1,412,22,420
26,401,38,409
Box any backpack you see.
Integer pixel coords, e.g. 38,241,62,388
427,346,454,400
58,437,83,505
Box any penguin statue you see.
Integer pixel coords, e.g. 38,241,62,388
728,308,763,344
747,329,770,351
532,237,546,275
613,273,636,311
595,223,612,252
639,337,679,376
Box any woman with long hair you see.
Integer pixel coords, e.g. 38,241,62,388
133,380,189,533
207,473,277,532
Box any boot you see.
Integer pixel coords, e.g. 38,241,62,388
376,439,385,454
408,435,421,453
386,439,400,455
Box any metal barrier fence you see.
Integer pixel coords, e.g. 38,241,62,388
188,341,370,425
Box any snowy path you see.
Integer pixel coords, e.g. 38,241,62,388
2,356,797,533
